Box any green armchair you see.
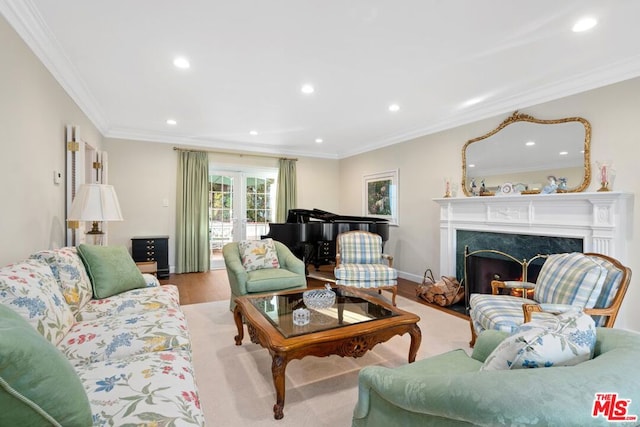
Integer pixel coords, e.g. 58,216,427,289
353,328,640,426
222,240,307,310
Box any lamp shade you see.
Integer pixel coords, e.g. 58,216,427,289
67,184,123,222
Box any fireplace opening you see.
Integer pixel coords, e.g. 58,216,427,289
465,252,545,295
462,250,548,313
452,231,583,315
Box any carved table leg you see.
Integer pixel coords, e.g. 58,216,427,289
408,324,422,363
271,353,289,419
233,305,244,345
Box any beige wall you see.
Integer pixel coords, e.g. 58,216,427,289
0,15,102,265
102,138,341,268
101,139,177,261
340,77,640,331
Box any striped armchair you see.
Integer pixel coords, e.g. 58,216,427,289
334,230,398,305
469,252,631,346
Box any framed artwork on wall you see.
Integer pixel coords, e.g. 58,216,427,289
362,169,398,225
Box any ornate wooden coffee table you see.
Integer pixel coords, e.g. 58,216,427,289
233,287,421,419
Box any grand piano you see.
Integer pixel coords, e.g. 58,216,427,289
262,208,389,270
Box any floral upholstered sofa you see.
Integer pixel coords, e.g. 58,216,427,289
0,246,205,426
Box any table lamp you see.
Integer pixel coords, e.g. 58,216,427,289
67,184,123,245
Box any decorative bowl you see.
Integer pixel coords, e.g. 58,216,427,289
303,286,336,310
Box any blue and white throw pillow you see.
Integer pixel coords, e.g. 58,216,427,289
482,309,596,370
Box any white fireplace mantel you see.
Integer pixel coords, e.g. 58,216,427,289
433,192,634,276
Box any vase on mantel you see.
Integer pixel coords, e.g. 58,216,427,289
596,161,615,192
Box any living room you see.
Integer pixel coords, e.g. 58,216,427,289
2,2,640,330
2,2,640,424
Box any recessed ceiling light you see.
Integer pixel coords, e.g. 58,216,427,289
469,164,476,168
525,141,536,146
559,151,568,155
166,119,177,125
462,97,484,108
572,17,597,32
173,57,190,69
249,130,258,136
388,104,400,112
315,138,323,144
301,84,315,94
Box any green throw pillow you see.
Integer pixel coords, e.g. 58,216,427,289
0,304,93,426
77,244,147,299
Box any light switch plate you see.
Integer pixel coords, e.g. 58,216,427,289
53,170,62,184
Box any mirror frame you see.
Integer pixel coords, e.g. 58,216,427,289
461,111,591,196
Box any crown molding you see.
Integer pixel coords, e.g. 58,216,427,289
0,0,109,133
4,0,640,160
104,127,340,160
337,54,640,159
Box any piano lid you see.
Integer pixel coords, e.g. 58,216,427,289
286,208,389,224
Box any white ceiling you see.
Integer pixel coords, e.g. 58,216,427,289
3,0,640,159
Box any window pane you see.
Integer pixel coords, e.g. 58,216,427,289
209,174,236,253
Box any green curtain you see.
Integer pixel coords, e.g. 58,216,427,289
276,158,297,222
176,151,210,273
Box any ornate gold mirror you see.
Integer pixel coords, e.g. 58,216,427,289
462,111,591,196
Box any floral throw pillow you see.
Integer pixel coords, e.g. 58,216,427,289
482,309,596,370
0,259,75,345
238,239,280,271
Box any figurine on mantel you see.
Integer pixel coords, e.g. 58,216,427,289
558,177,568,191
471,179,479,196
541,176,558,194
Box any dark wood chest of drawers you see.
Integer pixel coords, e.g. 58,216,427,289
131,236,169,279
316,240,335,266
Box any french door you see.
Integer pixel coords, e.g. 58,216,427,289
209,169,277,269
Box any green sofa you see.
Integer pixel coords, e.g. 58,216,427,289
222,240,307,310
353,328,640,426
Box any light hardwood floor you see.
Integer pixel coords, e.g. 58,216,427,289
160,267,469,320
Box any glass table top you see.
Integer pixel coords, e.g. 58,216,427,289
249,288,397,338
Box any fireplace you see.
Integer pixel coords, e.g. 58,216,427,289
465,251,541,292
433,191,633,281
455,230,583,282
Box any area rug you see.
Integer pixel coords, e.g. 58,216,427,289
182,296,472,426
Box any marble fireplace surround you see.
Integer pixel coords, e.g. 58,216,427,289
433,192,633,278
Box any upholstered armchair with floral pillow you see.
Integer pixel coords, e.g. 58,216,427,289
222,238,307,310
